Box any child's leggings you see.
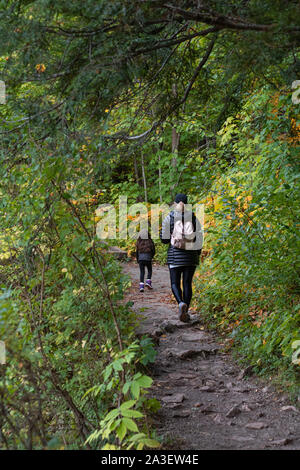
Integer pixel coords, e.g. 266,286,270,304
139,261,152,282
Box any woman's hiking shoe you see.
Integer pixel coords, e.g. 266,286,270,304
145,279,153,289
139,282,144,292
179,302,190,322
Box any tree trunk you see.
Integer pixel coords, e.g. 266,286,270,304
141,152,148,203
158,145,162,203
171,83,180,167
133,155,142,186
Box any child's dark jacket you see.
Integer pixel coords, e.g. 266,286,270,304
136,241,155,263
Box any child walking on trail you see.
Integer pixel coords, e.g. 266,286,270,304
136,229,155,292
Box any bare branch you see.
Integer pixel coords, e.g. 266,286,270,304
163,3,300,33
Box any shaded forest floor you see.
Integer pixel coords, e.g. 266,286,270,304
123,262,300,450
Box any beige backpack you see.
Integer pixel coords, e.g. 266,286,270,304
170,213,195,249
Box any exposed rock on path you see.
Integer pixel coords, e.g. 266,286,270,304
123,263,300,450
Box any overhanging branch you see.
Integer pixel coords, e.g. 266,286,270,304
102,36,216,143
163,3,300,33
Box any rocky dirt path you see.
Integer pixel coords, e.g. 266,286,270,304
123,262,300,450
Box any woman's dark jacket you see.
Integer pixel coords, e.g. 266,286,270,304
136,241,155,263
160,210,203,266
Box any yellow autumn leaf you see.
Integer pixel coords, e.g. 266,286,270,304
35,63,46,73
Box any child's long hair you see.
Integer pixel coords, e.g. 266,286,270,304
136,230,154,253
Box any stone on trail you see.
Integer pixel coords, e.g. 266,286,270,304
232,386,250,393
163,345,218,360
237,365,254,380
160,321,178,333
267,438,293,447
106,245,128,260
180,345,219,359
181,331,209,342
162,393,185,404
161,318,199,333
198,386,216,393
178,349,204,360
241,403,252,412
162,348,178,359
226,405,241,418
245,422,268,430
152,328,163,337
280,405,298,413
199,404,214,414
172,409,191,418
232,436,255,442
213,413,223,424
166,403,182,410
170,372,198,379
225,382,233,389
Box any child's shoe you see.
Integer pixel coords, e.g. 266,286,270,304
145,279,153,289
139,282,144,292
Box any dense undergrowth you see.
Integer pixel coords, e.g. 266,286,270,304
192,89,300,394
0,160,160,449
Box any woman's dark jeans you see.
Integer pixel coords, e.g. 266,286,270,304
169,265,196,307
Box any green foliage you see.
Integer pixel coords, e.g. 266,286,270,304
0,134,158,448
192,86,300,386
292,341,300,366
84,344,160,450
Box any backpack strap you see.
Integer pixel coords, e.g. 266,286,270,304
169,211,175,236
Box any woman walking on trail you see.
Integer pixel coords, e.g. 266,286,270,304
136,229,155,292
160,193,203,322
